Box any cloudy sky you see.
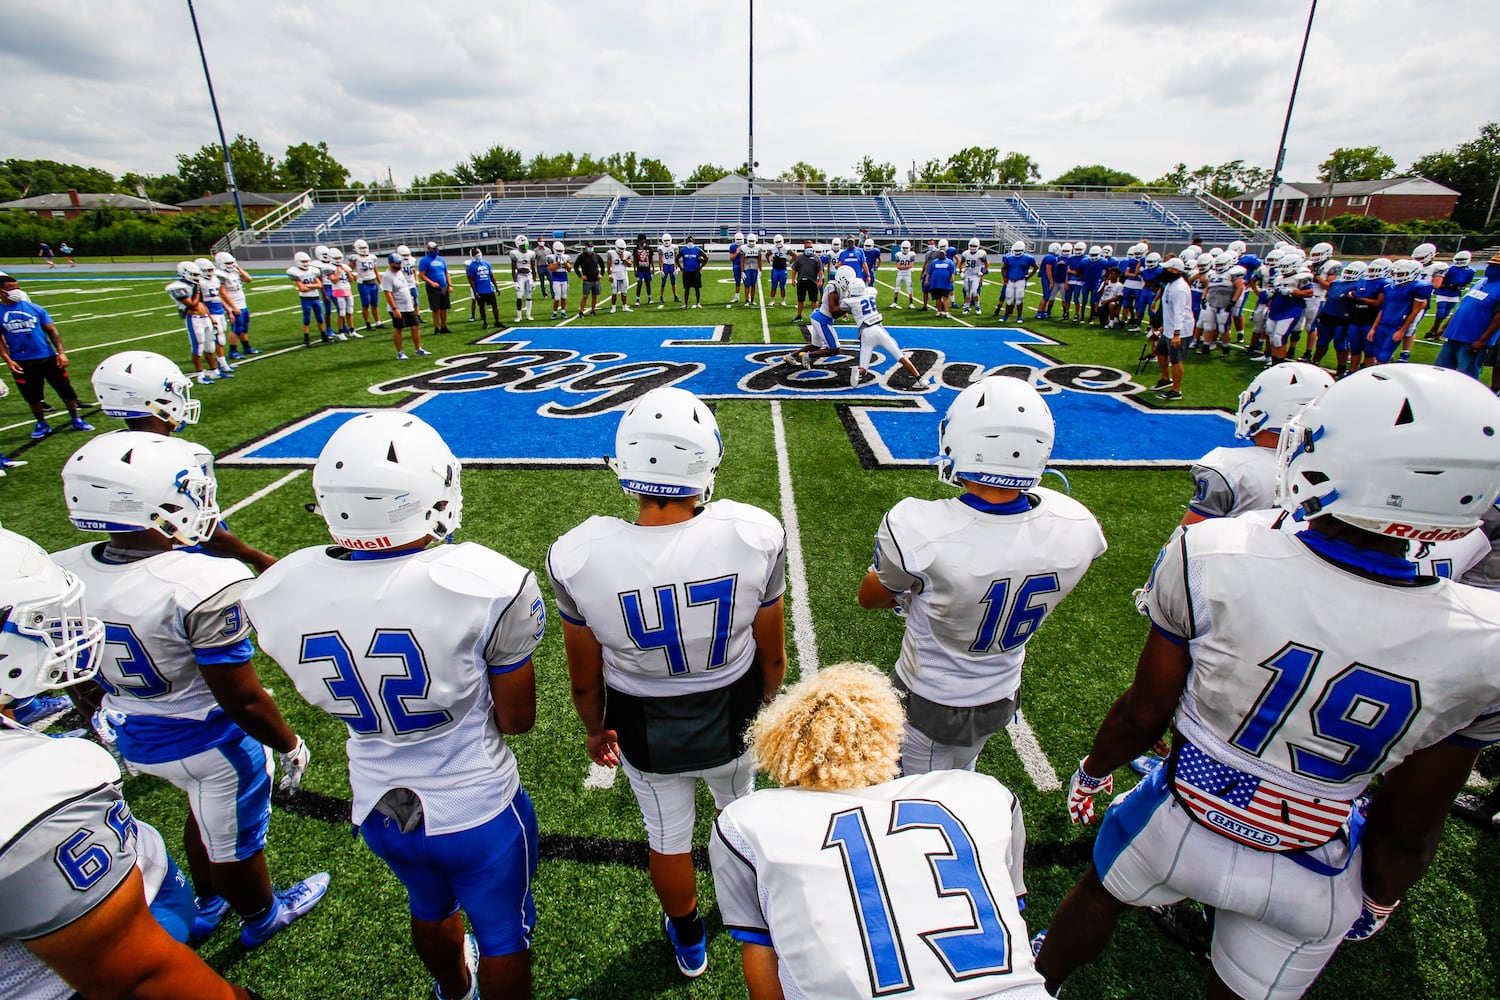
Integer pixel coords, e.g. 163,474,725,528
4,1,1497,189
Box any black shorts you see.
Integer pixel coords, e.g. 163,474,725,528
426,286,451,310
15,356,77,406
796,277,818,303
682,271,702,290
930,286,952,301
393,310,420,330
476,292,497,307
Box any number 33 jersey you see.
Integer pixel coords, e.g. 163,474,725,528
547,500,786,698
244,542,546,833
873,490,1106,707
710,770,1046,1000
1143,517,1500,802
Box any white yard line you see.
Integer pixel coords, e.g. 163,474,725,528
221,469,306,518
1006,709,1062,791
758,290,821,675
583,763,618,790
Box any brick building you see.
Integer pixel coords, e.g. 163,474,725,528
1228,176,1459,227
0,189,178,219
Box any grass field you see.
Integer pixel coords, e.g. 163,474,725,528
3,265,1495,1000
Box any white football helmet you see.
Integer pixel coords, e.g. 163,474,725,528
1047,242,1061,255
1264,248,1286,269
329,247,345,262
0,527,104,701
1129,243,1146,258
937,376,1055,490
734,231,746,244
846,278,868,298
864,238,875,249
396,244,412,259
1088,245,1102,260
91,351,201,428
662,232,673,245
516,236,529,250
1431,261,1450,278
1181,246,1201,263
1276,366,1500,535
1364,258,1393,281
1453,250,1472,267
1227,239,1248,255
315,244,331,263
1102,244,1114,257
176,260,202,282
552,240,564,253
1339,260,1368,282
1319,260,1342,278
1059,242,1074,256
938,239,949,250
1012,241,1027,254
1411,243,1437,266
614,238,627,250
1389,259,1419,284
1236,361,1335,440
63,432,219,545
214,251,237,270
312,412,462,550
194,257,215,274
1213,252,1232,272
353,238,370,254
773,234,785,247
969,237,982,249
1144,252,1163,267
608,387,722,501
292,251,311,268
830,237,843,251
834,267,858,298
901,240,912,251
747,233,759,246
1308,242,1334,266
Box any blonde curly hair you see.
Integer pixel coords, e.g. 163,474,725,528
750,662,905,792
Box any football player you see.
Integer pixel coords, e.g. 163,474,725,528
546,240,571,319
606,238,633,313
0,274,96,436
786,264,853,370
836,235,869,286
1196,254,1245,357
548,387,787,980
1081,245,1109,323
1265,260,1315,367
312,245,337,328
244,412,544,1000
1036,366,1500,1000
859,377,1104,773
90,350,278,574
679,234,707,308
0,528,267,1000
510,236,538,322
1428,249,1476,341
195,255,240,363
1432,250,1500,381
891,239,917,308
658,232,681,305
767,234,791,307
709,663,1048,1000
213,252,258,358
351,238,384,331
1363,259,1431,367
741,233,762,306
862,237,882,289
924,248,958,316
1400,242,1442,359
1138,250,1164,336
329,248,363,340
285,251,328,348
1116,244,1144,328
53,433,328,952
169,261,232,384
959,237,988,315
634,234,655,307
917,238,942,311
833,275,934,389
381,253,429,361
465,249,499,328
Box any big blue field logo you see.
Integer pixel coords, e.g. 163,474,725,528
219,325,1234,468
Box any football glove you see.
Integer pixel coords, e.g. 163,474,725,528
277,736,311,793
1066,758,1113,825
1345,896,1399,941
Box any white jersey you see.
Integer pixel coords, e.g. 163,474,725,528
547,500,786,698
1143,517,1500,806
509,247,536,278
286,264,322,298
546,251,571,278
843,287,884,329
165,279,199,314
1238,507,1493,583
354,252,379,283
1188,444,1277,519
659,244,678,268
195,271,222,310
894,249,917,271
1204,271,1235,308
216,267,246,309
608,249,630,280
244,543,544,834
710,770,1045,1000
961,248,988,278
874,490,1106,706
400,259,417,292
52,544,254,734
329,263,351,294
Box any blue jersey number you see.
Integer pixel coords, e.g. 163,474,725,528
1230,642,1420,783
96,623,171,700
969,574,1060,654
824,800,1012,994
620,575,737,676
54,828,113,891
300,630,454,737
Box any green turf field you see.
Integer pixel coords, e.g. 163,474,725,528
2,266,1494,1000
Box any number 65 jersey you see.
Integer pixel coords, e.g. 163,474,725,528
244,542,546,835
1143,517,1500,805
710,770,1047,1000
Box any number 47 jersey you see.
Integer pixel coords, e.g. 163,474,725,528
710,770,1048,1000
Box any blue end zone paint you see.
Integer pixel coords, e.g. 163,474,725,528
220,324,1234,468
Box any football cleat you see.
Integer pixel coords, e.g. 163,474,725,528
189,895,232,944
31,421,53,438
396,352,409,360
1149,902,1214,959
239,873,331,949
69,417,95,432
10,692,72,726
415,348,432,357
663,913,708,978
433,933,479,1000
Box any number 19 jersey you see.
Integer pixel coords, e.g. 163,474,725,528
873,490,1106,707
710,770,1046,1000
547,500,786,698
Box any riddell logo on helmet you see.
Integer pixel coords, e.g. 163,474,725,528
337,535,394,549
1381,524,1474,542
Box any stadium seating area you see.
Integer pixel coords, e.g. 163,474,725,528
247,189,1262,253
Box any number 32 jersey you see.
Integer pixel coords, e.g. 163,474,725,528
710,770,1046,1000
547,500,786,698
1143,517,1500,802
244,542,546,834
873,490,1106,707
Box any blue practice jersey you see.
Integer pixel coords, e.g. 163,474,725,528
466,259,495,294
1320,279,1356,320
838,247,868,276
1443,275,1500,343
927,258,957,291
864,246,882,268
680,245,705,272
1082,258,1108,289
1141,265,1163,289
1067,253,1088,279
1437,265,1475,297
0,300,56,361
728,242,742,272
1374,281,1432,329
1001,253,1035,281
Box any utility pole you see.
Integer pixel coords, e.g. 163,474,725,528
1262,0,1317,231
186,0,247,231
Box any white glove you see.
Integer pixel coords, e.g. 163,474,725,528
1345,896,1398,941
277,736,310,793
1066,758,1113,825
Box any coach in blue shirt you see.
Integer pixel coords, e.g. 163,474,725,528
0,273,94,437
418,242,453,333
1434,252,1500,382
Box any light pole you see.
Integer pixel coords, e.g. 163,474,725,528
186,0,248,231
747,0,755,200
1261,0,1317,232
